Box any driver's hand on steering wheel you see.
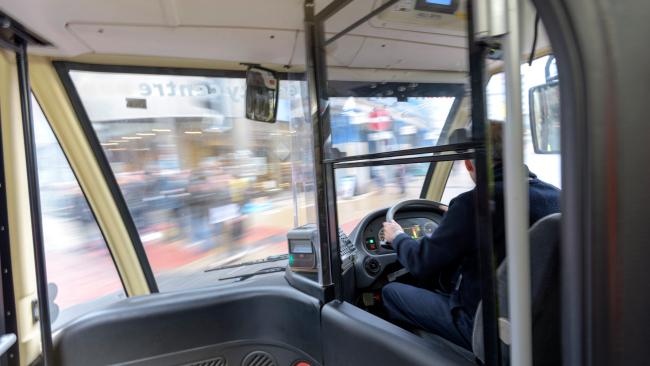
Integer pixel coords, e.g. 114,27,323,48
383,220,404,243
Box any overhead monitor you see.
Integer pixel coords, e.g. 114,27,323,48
414,0,459,14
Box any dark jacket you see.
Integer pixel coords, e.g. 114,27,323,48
392,165,561,315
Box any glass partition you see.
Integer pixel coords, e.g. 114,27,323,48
335,163,430,231
327,81,463,159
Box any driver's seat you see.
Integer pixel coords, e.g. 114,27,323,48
419,213,562,364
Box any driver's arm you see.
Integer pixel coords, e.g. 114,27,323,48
390,192,474,280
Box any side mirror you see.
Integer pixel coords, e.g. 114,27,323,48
245,66,279,123
528,81,560,154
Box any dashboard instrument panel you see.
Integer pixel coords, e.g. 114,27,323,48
362,211,440,253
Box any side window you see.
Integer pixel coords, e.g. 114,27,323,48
441,55,562,203
34,96,125,329
328,93,462,227
440,160,474,205
66,71,316,291
335,163,430,231
486,55,561,188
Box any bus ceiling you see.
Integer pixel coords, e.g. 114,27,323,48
0,0,549,79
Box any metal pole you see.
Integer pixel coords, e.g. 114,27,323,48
15,39,54,365
466,0,501,363
304,0,343,300
503,0,533,364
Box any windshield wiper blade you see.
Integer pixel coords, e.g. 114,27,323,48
218,266,286,281
205,253,289,272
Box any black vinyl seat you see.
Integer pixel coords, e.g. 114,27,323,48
419,213,562,365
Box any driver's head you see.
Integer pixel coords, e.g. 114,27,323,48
461,120,503,183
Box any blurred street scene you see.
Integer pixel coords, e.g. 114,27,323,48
34,72,459,319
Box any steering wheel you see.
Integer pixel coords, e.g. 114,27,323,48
381,199,447,250
382,198,450,285
386,199,448,222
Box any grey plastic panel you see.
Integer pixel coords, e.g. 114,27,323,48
119,341,314,366
52,273,322,366
321,301,477,366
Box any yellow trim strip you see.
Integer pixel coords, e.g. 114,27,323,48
0,49,41,366
29,57,151,297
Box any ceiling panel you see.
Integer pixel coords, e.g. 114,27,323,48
323,0,375,33
0,0,169,55
324,34,366,66
68,24,298,65
174,0,304,29
0,0,484,72
319,0,467,47
350,37,467,71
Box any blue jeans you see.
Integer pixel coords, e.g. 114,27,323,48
382,282,473,350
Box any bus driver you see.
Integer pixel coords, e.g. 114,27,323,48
381,122,561,349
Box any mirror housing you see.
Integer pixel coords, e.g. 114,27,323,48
528,81,560,154
245,66,279,123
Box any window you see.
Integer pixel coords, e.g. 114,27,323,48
441,56,562,203
440,160,474,205
328,94,458,158
34,95,125,329
335,163,429,230
486,55,561,188
327,85,464,226
66,69,316,291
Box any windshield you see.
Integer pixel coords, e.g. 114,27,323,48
336,163,430,231
328,89,464,229
327,83,463,159
66,68,316,291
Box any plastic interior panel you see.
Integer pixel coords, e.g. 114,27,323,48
52,273,322,366
349,37,467,71
321,301,477,366
67,24,298,65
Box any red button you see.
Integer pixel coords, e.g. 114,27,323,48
293,362,311,366
369,244,376,250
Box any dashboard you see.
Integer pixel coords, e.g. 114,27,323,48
363,215,438,253
343,202,447,289
284,201,447,302
360,211,439,254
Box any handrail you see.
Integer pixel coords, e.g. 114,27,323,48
503,0,533,364
323,142,480,164
0,334,16,357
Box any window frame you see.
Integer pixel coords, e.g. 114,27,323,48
54,61,308,293
307,0,489,304
323,81,472,202
31,94,128,328
0,85,19,364
55,62,163,294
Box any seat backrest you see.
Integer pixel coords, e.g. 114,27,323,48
472,213,562,365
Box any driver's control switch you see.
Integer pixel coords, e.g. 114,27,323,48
364,257,381,276
364,237,378,251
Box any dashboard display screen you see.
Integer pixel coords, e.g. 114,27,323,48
289,240,313,254
404,224,424,239
415,0,458,13
377,219,437,246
